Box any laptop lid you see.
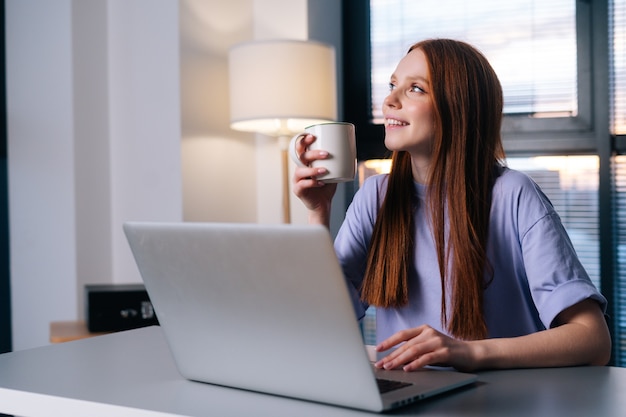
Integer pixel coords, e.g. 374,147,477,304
124,222,476,412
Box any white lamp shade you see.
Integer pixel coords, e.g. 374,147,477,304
229,40,337,136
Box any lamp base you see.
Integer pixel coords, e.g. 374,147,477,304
279,136,291,224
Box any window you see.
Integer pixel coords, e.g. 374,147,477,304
343,0,626,364
614,156,626,366
341,1,605,160
507,156,600,291
370,0,578,121
612,0,626,367
613,0,626,135
369,0,597,152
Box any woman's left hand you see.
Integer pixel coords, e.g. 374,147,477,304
374,325,477,372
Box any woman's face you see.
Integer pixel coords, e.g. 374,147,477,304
382,48,436,158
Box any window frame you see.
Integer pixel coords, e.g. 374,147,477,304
342,0,606,158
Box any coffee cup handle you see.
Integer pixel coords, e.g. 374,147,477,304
288,133,309,167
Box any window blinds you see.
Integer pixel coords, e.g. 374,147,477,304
612,0,626,134
611,0,626,366
614,155,626,367
370,0,577,123
507,157,600,291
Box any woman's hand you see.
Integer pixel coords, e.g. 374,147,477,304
292,134,337,226
374,325,477,372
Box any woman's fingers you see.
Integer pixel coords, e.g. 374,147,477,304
294,166,328,181
294,134,329,166
374,325,459,371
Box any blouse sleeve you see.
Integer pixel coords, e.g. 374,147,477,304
513,174,607,328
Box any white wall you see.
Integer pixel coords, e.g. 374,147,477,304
6,0,182,350
5,0,343,350
180,0,311,225
180,0,345,226
6,1,78,351
179,0,258,223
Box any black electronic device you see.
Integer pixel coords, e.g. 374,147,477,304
85,283,159,332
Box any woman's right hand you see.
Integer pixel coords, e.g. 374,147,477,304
291,134,338,226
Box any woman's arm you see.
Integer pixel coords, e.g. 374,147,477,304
375,298,611,372
473,298,611,369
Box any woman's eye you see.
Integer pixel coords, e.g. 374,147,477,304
388,82,425,94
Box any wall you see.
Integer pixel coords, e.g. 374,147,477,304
7,1,78,351
5,0,343,350
179,0,257,222
179,0,344,226
6,0,182,350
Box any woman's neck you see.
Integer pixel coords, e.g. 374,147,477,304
410,154,431,184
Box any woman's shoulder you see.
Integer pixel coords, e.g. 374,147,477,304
348,173,389,213
493,166,555,213
494,166,545,196
495,166,537,187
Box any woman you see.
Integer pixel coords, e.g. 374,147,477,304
292,39,611,372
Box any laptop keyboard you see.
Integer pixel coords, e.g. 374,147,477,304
376,378,412,394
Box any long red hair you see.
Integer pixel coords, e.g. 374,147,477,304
361,39,505,340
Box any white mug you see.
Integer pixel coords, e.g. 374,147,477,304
288,122,357,183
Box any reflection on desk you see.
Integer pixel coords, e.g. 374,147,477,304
1,326,626,417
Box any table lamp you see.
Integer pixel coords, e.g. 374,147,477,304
228,39,337,223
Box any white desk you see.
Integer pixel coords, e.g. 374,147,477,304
1,326,625,416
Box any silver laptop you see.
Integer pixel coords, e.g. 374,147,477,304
123,221,476,412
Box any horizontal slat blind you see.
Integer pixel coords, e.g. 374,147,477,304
612,0,626,134
370,0,577,122
613,155,626,366
507,157,600,290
